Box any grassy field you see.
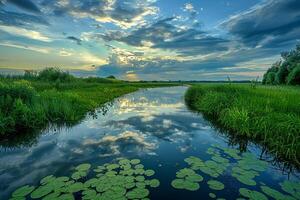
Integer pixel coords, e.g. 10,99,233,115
185,84,300,166
0,71,178,136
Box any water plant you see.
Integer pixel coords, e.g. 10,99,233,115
9,158,160,200
185,84,300,166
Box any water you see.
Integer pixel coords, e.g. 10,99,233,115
0,87,299,200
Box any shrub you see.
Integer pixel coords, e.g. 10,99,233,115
38,67,75,82
265,72,276,85
275,64,289,84
263,44,300,85
287,65,300,85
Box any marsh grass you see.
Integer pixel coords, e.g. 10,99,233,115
185,84,300,166
0,72,178,136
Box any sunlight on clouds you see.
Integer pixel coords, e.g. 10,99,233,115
0,25,52,42
124,72,139,81
0,42,50,54
59,49,72,57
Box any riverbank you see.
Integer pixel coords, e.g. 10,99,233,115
0,77,178,136
185,84,300,166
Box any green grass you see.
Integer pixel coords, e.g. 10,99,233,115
185,84,300,166
0,77,178,136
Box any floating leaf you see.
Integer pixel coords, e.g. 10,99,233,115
119,159,130,165
136,176,145,182
207,180,224,190
126,188,149,199
42,192,60,200
106,164,119,171
12,185,35,198
40,175,55,185
171,179,199,191
261,186,296,200
239,188,267,200
280,180,300,199
31,185,53,199
186,174,203,182
66,182,84,193
144,169,155,177
209,193,216,198
149,179,160,188
75,163,91,171
130,159,141,165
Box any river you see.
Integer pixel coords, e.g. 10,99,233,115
0,87,299,200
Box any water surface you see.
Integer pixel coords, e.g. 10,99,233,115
0,87,299,199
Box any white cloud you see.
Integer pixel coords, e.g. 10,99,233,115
0,25,52,42
0,42,50,53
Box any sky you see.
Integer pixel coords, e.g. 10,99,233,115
0,0,299,81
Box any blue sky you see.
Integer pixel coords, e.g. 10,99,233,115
0,0,299,80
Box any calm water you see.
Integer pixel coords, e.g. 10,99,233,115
0,87,299,200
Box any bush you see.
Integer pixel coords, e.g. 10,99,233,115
263,44,300,85
38,67,75,82
265,72,276,85
287,65,300,85
275,64,289,84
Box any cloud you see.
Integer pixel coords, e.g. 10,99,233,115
0,25,52,42
82,131,156,157
183,3,198,17
101,17,229,56
221,0,300,48
0,9,48,27
66,36,82,45
41,0,158,29
0,41,50,53
6,0,41,13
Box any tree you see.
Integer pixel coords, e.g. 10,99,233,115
263,44,300,85
287,65,300,85
265,72,276,85
275,63,289,84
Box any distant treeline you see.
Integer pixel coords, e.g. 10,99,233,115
263,44,300,85
0,67,119,83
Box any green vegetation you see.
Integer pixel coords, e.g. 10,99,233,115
171,144,299,199
263,44,300,85
0,67,178,136
10,158,160,200
185,84,300,165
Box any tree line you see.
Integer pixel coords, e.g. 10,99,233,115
262,44,300,85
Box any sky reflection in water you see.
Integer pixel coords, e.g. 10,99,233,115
0,87,299,200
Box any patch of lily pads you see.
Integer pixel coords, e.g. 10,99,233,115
171,168,203,191
9,158,160,200
171,144,300,200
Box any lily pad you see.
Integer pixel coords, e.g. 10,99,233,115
12,185,35,197
207,180,224,190
31,185,53,199
149,179,160,188
144,169,155,176
171,179,199,191
261,186,296,200
239,188,268,200
280,180,300,198
75,163,91,171
126,188,149,199
106,164,119,171
209,193,216,198
130,159,141,165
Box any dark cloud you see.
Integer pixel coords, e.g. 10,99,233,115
40,0,157,28
102,17,229,56
0,8,48,27
221,0,300,48
7,0,40,13
66,36,82,45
